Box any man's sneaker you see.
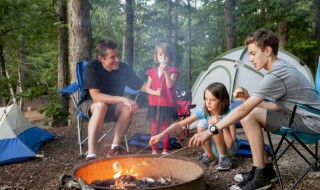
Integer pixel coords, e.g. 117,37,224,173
234,163,278,183
230,168,271,190
199,153,215,165
107,146,127,157
216,156,232,171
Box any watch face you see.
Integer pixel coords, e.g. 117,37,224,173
210,125,216,133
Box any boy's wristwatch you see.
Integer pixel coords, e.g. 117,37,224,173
209,125,219,135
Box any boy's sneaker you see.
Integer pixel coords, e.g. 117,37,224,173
199,153,215,165
107,146,127,157
216,156,232,171
230,168,271,190
234,163,278,183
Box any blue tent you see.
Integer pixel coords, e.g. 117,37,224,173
0,104,55,165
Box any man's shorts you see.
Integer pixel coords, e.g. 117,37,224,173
266,110,309,133
78,99,117,122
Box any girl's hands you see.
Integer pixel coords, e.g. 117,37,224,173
208,115,221,125
155,88,161,96
158,62,168,72
149,134,163,145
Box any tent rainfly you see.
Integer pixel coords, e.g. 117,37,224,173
0,104,55,165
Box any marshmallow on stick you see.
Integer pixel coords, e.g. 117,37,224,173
233,87,245,98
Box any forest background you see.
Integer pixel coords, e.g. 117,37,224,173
1,0,320,126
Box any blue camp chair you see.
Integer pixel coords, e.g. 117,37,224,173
59,61,140,156
266,57,320,190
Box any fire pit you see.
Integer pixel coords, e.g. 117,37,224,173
73,154,207,190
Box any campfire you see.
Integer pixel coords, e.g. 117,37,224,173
73,155,206,190
89,161,183,189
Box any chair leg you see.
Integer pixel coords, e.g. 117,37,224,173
77,116,84,157
267,131,284,190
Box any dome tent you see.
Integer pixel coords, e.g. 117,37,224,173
0,104,55,165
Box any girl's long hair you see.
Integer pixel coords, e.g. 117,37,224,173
203,82,230,116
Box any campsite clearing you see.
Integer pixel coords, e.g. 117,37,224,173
0,97,319,189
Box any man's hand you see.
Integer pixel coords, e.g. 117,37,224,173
188,130,212,147
122,97,139,112
149,134,163,145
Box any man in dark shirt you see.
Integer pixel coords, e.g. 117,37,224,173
79,39,151,160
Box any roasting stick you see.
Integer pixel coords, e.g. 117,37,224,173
113,146,190,172
129,146,190,170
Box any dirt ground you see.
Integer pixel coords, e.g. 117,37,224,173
0,97,319,190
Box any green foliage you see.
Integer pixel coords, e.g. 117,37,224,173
38,92,69,126
1,0,319,123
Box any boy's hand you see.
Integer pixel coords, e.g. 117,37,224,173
233,87,249,101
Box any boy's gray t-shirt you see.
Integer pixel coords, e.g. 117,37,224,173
252,59,320,131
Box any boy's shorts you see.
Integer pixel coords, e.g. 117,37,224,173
266,110,310,134
78,99,117,122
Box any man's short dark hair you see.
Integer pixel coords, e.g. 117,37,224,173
96,39,118,59
244,28,279,55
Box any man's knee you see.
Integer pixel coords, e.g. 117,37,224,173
91,102,108,115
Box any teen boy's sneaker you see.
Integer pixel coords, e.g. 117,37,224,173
234,163,278,183
199,153,215,165
216,156,232,171
107,146,127,157
230,168,271,190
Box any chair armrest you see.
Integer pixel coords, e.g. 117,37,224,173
58,82,79,95
124,86,141,95
296,102,320,115
289,102,320,127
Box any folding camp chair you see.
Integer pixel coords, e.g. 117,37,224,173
59,61,140,156
266,58,320,190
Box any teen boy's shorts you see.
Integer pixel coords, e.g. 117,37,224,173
266,110,314,134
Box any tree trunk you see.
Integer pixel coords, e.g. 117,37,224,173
56,0,68,127
125,0,134,68
187,0,192,88
278,21,288,49
0,45,7,106
172,0,179,67
225,0,236,50
68,0,92,126
18,36,26,109
166,0,173,45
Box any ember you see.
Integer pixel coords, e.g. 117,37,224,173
91,174,183,189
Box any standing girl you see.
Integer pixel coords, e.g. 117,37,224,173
150,82,239,170
146,43,180,155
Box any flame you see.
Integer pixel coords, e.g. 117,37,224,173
113,170,122,179
112,161,148,181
